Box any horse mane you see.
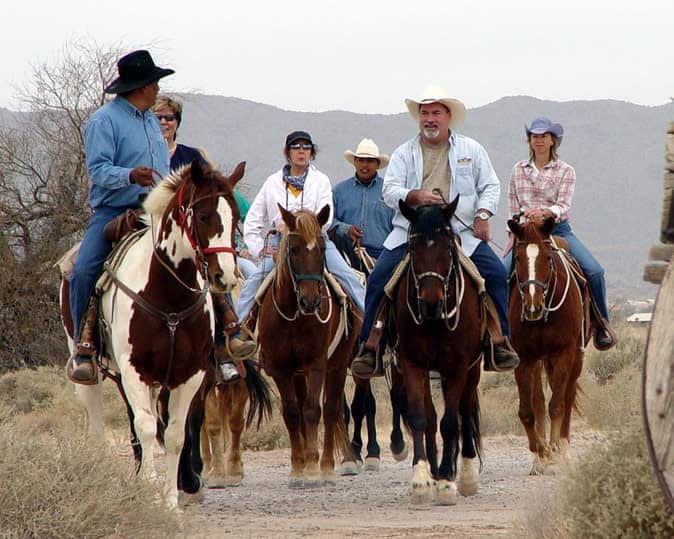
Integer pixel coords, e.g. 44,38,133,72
275,210,322,288
143,165,190,216
517,220,551,244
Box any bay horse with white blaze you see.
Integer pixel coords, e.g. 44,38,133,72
61,160,243,507
507,216,590,474
257,204,360,488
393,198,483,505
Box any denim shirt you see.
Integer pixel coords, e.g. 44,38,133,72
382,132,500,256
331,175,394,258
84,96,169,209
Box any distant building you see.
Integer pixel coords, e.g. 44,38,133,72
626,312,653,324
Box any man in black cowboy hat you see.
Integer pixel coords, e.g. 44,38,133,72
68,50,174,384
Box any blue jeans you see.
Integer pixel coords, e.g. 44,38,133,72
238,257,257,280
69,206,127,339
502,221,608,320
236,237,366,320
358,241,511,343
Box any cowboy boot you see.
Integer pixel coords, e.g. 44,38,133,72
68,298,99,385
481,297,520,372
212,294,256,383
351,300,389,379
589,301,617,351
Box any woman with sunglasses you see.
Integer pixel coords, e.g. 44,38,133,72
235,130,366,332
153,95,257,382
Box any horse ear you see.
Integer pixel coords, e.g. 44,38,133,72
224,161,246,190
277,203,296,230
190,158,205,184
443,194,460,222
317,204,330,227
542,215,555,236
508,219,523,238
399,199,417,224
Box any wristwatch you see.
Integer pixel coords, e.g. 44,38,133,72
476,211,491,221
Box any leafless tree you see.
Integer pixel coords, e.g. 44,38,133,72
0,38,125,373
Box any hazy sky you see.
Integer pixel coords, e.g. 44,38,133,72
2,0,673,114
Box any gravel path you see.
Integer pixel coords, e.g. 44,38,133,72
178,431,603,538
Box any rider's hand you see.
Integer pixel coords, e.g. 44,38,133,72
348,225,363,245
473,218,490,242
262,246,278,259
129,167,155,187
524,208,554,222
405,189,444,206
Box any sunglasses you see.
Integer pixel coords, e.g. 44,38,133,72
155,114,177,122
289,143,313,150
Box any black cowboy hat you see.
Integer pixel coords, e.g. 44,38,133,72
104,50,175,94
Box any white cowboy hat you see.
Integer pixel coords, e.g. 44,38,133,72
405,84,466,128
343,138,390,169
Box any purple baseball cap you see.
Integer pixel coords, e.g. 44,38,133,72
525,117,564,145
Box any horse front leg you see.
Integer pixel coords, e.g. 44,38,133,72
547,358,571,463
203,385,227,488
402,357,434,505
274,373,306,488
456,369,481,499
350,380,366,463
424,377,439,478
515,360,550,475
363,380,382,471
389,368,408,462
338,392,360,476
302,361,326,487
224,380,248,486
435,376,464,506
559,348,584,461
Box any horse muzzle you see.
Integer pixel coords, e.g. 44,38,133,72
419,299,443,321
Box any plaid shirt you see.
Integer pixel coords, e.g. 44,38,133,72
508,159,575,222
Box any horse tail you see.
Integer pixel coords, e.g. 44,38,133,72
243,359,273,429
330,393,354,463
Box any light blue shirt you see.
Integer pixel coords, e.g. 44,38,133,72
331,175,394,258
84,96,169,209
382,131,500,256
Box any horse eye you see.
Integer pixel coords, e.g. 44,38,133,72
197,213,209,224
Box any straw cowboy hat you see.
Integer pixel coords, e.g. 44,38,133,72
405,84,466,128
343,138,390,169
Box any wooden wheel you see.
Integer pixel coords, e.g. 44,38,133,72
642,258,674,511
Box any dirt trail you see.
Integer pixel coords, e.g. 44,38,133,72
178,431,603,538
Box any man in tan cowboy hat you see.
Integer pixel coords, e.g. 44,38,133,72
329,138,394,271
351,84,520,377
68,50,174,384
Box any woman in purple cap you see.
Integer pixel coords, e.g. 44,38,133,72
505,117,616,350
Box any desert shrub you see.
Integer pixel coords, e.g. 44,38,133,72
479,383,522,435
577,366,641,430
585,323,645,385
0,404,179,539
555,424,674,538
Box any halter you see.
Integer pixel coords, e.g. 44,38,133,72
271,230,332,323
406,225,465,330
511,238,572,322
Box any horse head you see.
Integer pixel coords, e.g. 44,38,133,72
400,196,459,321
507,216,556,321
144,159,243,293
276,203,329,315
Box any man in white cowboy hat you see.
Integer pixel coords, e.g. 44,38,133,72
351,84,520,377
68,50,174,384
329,138,394,270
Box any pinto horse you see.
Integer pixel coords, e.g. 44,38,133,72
257,204,360,488
60,160,243,507
393,199,483,505
507,217,590,474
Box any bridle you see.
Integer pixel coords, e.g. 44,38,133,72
406,224,465,330
271,230,332,323
510,238,572,322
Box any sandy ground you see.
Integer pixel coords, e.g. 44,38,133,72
176,431,604,538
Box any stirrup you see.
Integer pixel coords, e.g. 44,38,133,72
66,350,99,385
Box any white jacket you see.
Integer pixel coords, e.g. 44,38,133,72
382,132,500,256
244,165,333,258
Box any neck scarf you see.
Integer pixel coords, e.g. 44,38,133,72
283,164,309,191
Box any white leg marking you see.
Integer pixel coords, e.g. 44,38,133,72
410,460,435,504
457,456,479,496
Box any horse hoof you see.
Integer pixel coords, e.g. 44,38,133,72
392,444,409,462
363,457,380,472
434,480,458,506
530,456,547,476
225,475,243,487
322,471,337,485
338,460,361,476
410,485,434,505
303,476,323,489
410,461,435,504
288,477,304,489
178,487,204,506
206,476,227,489
457,457,479,496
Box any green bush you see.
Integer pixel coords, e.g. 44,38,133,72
557,424,674,538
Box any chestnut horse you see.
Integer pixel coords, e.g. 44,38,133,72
507,217,590,474
257,204,360,488
393,199,483,505
61,160,242,507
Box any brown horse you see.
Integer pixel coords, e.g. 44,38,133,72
507,217,590,474
200,359,272,487
257,204,360,488
393,199,483,505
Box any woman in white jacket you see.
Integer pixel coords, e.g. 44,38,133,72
234,130,366,327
